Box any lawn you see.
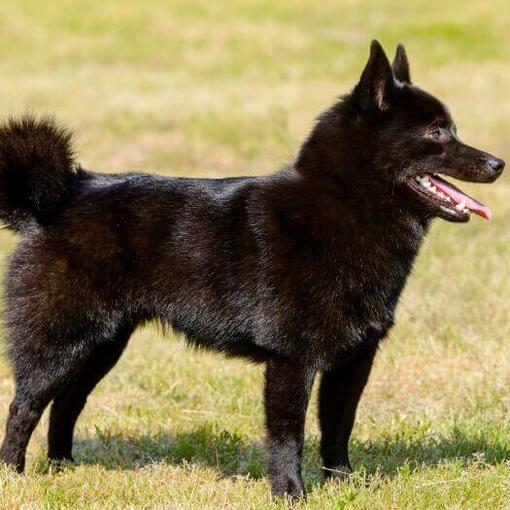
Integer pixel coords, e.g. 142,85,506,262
0,0,509,508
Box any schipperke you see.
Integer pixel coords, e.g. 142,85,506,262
0,41,504,498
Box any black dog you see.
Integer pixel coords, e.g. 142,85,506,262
0,41,504,498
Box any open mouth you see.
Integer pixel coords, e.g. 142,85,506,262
408,173,491,221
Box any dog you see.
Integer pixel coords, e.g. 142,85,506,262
0,40,504,498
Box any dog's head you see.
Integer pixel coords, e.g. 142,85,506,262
297,40,504,222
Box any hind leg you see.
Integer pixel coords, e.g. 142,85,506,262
48,322,134,462
1,342,93,472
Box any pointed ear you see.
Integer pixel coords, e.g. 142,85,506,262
355,40,395,112
392,43,411,84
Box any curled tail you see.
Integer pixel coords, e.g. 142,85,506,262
0,115,77,231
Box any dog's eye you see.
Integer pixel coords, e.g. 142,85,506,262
427,127,450,142
428,128,443,141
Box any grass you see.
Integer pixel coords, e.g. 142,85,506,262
1,0,510,508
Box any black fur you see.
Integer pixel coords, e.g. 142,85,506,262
0,115,76,230
0,41,504,499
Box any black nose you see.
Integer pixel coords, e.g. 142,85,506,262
487,157,505,174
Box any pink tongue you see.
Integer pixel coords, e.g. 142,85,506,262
427,175,492,220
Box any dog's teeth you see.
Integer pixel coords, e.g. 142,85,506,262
463,208,469,213
414,175,456,205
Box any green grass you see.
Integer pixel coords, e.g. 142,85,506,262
1,1,510,508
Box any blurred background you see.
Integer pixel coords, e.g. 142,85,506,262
0,1,509,508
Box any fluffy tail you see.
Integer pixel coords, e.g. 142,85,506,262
0,115,77,232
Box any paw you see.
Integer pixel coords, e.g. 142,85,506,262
323,463,352,482
0,445,25,473
271,473,306,500
47,455,74,472
48,452,74,463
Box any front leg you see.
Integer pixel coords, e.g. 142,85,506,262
319,342,377,480
264,357,316,499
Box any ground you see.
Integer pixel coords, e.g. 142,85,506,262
0,1,509,508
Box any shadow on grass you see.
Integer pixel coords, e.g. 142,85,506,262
350,426,510,477
72,424,266,479
62,424,510,483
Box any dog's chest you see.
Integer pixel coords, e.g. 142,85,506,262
298,225,423,361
